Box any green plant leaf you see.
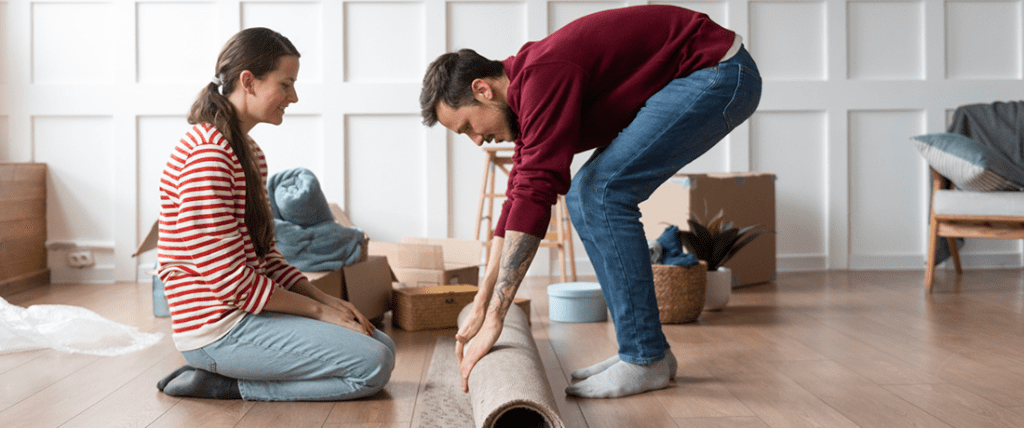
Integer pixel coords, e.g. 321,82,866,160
709,228,740,270
720,227,773,267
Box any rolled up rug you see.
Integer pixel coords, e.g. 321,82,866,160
417,304,564,428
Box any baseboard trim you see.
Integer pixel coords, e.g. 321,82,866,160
49,265,115,284
0,269,51,296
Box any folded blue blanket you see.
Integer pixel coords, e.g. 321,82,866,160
268,168,364,271
274,219,364,271
268,167,333,227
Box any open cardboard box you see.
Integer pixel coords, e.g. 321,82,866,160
133,203,394,321
639,172,776,287
368,237,482,288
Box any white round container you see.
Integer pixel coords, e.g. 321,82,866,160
547,282,607,323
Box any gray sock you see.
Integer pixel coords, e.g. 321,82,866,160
565,351,675,398
570,351,676,380
162,368,242,400
156,365,194,391
570,355,620,379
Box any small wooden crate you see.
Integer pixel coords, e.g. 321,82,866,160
392,285,478,331
1,163,49,295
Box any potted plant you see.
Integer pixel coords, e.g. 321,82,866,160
676,209,771,310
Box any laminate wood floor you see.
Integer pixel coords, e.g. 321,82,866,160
1,268,1022,428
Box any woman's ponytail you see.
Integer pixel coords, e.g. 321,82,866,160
187,28,299,259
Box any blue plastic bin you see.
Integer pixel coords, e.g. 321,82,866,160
151,263,170,317
547,282,607,323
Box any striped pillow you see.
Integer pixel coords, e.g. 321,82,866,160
911,132,1024,191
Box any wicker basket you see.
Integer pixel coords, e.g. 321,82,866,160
652,261,707,324
392,285,477,331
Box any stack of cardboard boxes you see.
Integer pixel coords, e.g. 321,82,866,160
639,172,777,287
369,237,483,331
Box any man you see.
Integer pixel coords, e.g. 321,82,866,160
420,4,761,398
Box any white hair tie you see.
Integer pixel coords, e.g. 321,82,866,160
211,75,223,86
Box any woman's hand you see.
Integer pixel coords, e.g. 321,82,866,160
288,278,375,335
317,304,370,335
324,296,375,335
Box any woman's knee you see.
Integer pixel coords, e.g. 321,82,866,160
362,340,395,390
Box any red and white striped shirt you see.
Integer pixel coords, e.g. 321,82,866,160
157,123,304,351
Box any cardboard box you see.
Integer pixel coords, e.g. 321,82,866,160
639,172,776,287
133,220,171,317
369,237,482,287
305,255,393,322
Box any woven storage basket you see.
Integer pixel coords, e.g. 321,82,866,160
392,285,477,331
652,261,707,324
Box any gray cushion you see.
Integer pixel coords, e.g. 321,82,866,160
933,189,1024,217
912,132,1024,191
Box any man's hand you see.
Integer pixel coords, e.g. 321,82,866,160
455,237,503,364
454,231,539,393
458,315,504,392
455,292,488,366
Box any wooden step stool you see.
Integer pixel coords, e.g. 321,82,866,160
475,145,577,282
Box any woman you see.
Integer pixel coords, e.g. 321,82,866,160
155,27,395,401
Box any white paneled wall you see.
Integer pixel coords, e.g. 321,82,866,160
1,0,1022,283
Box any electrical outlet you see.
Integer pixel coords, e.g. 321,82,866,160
67,250,95,268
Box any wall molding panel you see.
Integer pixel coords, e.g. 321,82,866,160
1,0,1021,284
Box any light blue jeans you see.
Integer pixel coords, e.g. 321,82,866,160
565,46,761,365
182,311,396,401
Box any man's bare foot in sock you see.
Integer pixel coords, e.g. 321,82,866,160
566,350,677,398
570,350,676,380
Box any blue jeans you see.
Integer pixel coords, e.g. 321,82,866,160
181,311,396,401
565,46,761,365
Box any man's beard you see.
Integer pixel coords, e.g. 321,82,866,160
501,102,521,141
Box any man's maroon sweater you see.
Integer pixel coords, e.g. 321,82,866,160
495,4,736,238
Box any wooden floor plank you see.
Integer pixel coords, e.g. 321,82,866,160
0,350,99,411
884,383,1024,428
930,353,1024,408
772,359,952,428
651,352,755,419
59,351,186,428
233,401,334,428
146,397,255,428
672,417,768,428
0,349,47,375
703,357,860,428
773,314,945,386
0,337,175,428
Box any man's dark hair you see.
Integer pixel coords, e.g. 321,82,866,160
420,48,505,126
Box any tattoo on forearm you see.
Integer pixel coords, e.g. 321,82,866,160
492,232,540,315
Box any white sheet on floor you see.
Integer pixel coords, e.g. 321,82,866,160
0,297,163,356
